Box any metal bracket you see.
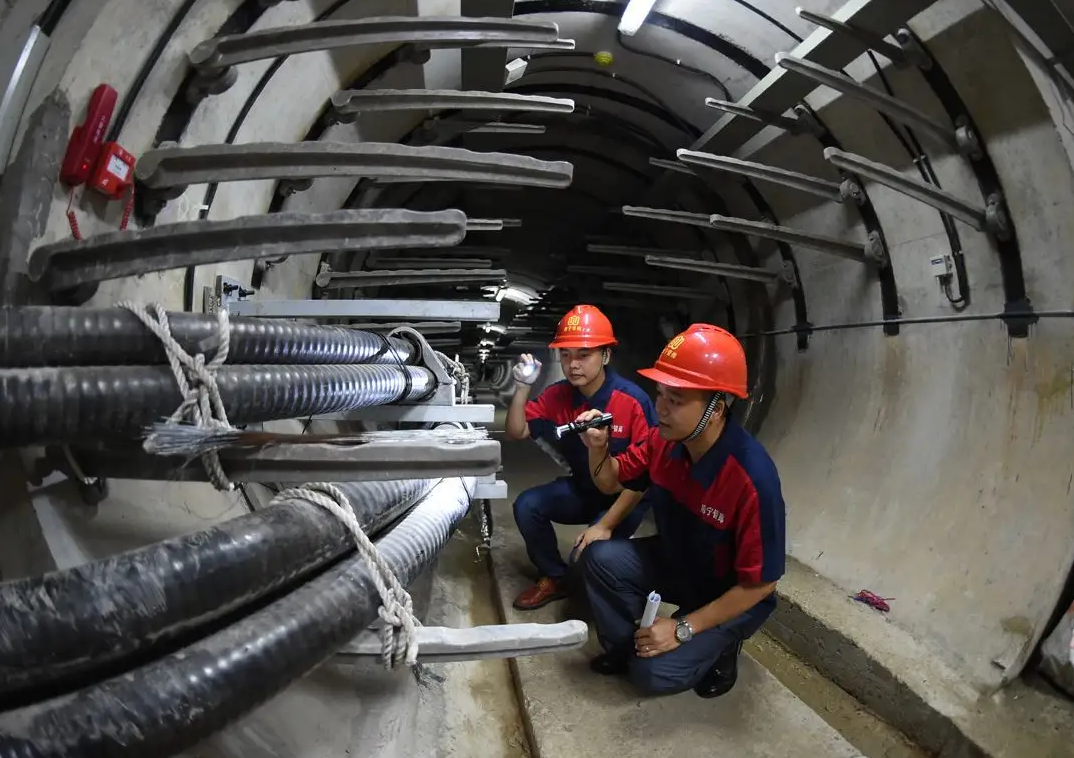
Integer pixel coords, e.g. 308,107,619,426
703,97,814,136
677,149,846,203
864,230,889,266
135,142,573,214
780,259,799,288
795,7,910,67
643,254,779,284
954,117,983,161
366,255,494,270
473,474,508,500
29,209,468,292
894,28,933,71
188,17,570,97
839,177,866,205
202,274,254,315
824,147,1004,236
586,243,703,259
227,298,501,321
316,268,506,290
621,206,714,228
331,88,574,117
466,218,505,231
649,157,697,177
709,214,875,263
603,282,724,301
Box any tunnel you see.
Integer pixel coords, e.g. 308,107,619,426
0,0,1073,756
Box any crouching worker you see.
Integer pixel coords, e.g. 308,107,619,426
504,304,657,611
575,324,786,698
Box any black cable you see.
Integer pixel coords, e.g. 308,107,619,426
866,51,969,309
613,30,731,100
36,0,73,35
747,309,1074,337
106,0,198,142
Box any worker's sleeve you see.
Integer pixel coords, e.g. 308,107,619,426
524,386,558,440
615,426,656,490
733,479,786,585
619,398,657,491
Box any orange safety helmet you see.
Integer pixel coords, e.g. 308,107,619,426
548,304,618,349
638,323,748,398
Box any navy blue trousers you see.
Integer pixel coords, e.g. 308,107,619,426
512,477,645,580
582,536,770,695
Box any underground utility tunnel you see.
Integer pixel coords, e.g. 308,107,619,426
0,0,1073,756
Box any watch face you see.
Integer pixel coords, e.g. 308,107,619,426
675,623,690,642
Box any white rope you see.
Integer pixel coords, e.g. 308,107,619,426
273,483,420,669
119,301,235,491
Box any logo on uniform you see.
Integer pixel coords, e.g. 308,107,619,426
564,314,582,332
664,334,686,360
699,505,725,524
612,424,624,434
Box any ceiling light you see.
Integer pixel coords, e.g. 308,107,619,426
619,0,658,36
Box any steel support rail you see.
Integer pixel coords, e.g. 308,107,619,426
644,254,780,283
621,206,715,228
316,268,506,290
189,16,571,86
331,88,575,115
349,321,462,333
319,403,496,423
694,0,937,154
365,257,495,270
0,26,50,169
775,54,960,153
795,7,909,65
677,149,849,203
68,437,502,483
823,147,1009,236
228,298,501,321
703,98,815,136
603,282,718,300
136,143,573,203
29,210,467,292
709,214,882,263
649,157,697,176
586,244,703,259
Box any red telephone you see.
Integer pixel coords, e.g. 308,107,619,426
60,84,136,238
60,84,117,188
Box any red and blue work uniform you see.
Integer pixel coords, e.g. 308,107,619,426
514,370,657,580
581,418,786,694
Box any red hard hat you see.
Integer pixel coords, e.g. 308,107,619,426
638,323,748,398
548,304,618,349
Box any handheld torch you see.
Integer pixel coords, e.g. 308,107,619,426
554,412,614,440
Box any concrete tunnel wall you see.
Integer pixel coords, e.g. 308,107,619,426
3,0,1074,707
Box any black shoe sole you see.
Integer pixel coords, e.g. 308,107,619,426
590,654,630,676
694,639,742,699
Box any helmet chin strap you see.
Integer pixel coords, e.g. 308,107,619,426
684,392,730,442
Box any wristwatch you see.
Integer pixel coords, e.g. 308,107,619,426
675,618,695,643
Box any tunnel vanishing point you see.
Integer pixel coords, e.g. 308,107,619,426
0,1,1073,757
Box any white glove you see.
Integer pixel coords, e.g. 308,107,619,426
512,353,542,386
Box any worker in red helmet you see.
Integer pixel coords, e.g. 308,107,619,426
573,324,786,698
504,304,657,611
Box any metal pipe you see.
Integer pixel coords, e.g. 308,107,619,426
744,309,1074,338
0,364,437,446
0,478,438,702
774,53,959,152
0,477,476,757
0,307,415,368
331,88,574,115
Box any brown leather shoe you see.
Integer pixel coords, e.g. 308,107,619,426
512,577,568,610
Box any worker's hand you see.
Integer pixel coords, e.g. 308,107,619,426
512,353,542,387
572,522,612,559
634,617,680,658
574,409,610,450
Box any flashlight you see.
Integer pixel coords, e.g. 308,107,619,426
555,412,613,440
520,362,537,378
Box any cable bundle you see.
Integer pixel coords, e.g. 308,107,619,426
0,305,438,447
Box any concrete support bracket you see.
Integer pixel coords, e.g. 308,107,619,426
709,214,874,263
136,142,573,214
188,16,570,96
603,281,722,300
775,53,963,154
316,268,507,290
28,209,468,292
824,147,1007,237
677,149,846,203
228,298,501,321
644,254,780,283
331,88,574,116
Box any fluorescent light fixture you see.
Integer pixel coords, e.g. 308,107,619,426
619,0,658,35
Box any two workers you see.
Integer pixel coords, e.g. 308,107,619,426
506,306,787,699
